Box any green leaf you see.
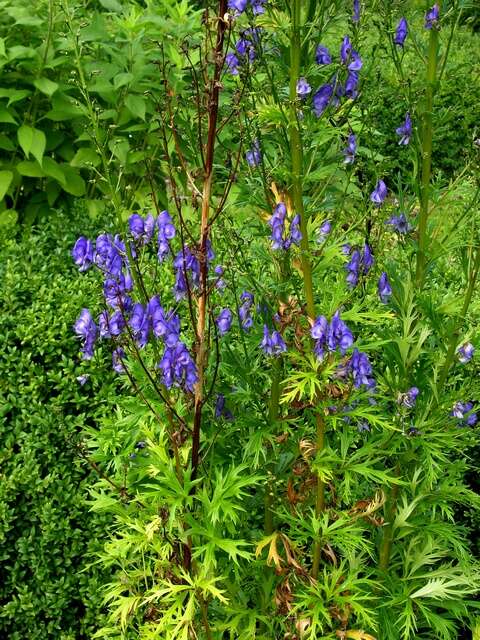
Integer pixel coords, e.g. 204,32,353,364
0,38,5,58
0,106,16,124
42,157,66,186
34,77,59,97
18,126,46,165
16,160,45,177
125,94,146,121
99,0,124,11
62,166,86,196
113,72,134,89
70,147,101,168
0,134,14,151
0,170,13,199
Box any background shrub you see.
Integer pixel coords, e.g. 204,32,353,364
0,208,118,639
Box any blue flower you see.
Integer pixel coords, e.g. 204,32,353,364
260,325,287,356
315,45,332,65
370,180,388,206
345,244,374,287
74,309,97,360
340,36,352,65
328,310,354,354
157,210,176,262
396,112,412,145
228,0,248,12
297,77,312,97
394,17,408,46
173,246,200,300
386,212,412,234
343,133,357,164
348,349,375,389
353,0,360,23
425,4,440,29
94,234,123,276
129,213,155,244
311,315,329,359
215,394,234,420
451,401,477,426
344,72,359,99
313,83,333,116
399,387,419,409
246,139,262,166
378,272,392,303
129,303,150,348
317,220,331,243
226,52,240,75
216,308,233,335
158,341,198,392
112,347,126,374
239,291,254,330
457,342,474,364
72,237,93,272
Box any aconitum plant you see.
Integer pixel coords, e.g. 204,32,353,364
72,1,480,639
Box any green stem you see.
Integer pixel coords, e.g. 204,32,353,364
415,27,439,290
311,413,325,580
264,358,281,534
378,466,401,572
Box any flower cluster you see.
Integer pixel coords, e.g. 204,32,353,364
228,0,266,15
386,212,412,234
260,325,287,357
246,139,262,166
344,244,374,288
311,310,353,360
451,401,477,427
216,308,233,335
226,27,262,75
348,348,375,390
239,291,254,330
74,309,98,359
312,34,363,117
398,386,419,409
268,202,302,250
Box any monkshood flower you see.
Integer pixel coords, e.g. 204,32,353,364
317,220,331,243
399,386,419,409
72,237,93,271
349,348,375,389
386,212,412,234
158,341,197,392
74,309,97,360
94,234,123,276
246,139,262,167
378,272,392,303
157,210,176,262
236,36,255,62
128,213,155,244
311,314,328,359
340,36,352,64
112,347,125,374
370,179,388,206
343,133,357,164
268,203,302,250
103,272,132,309
315,45,332,65
313,83,333,116
129,303,150,348
260,325,287,356
344,72,359,99
348,51,362,72
345,244,374,287
425,3,440,29
394,18,408,46
457,342,475,363
297,77,311,97
216,308,233,335
251,0,266,15
396,112,412,145
98,309,125,337
228,0,247,12
239,291,254,330
173,246,201,300
451,401,478,426
328,310,354,354
76,374,89,385
353,0,360,23
288,215,302,247
215,394,234,420
149,297,180,347
214,265,226,290
226,52,239,75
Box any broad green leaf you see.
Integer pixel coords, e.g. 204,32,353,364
18,125,34,157
18,126,46,165
0,134,14,151
99,0,123,11
0,106,16,124
0,88,31,105
16,160,45,177
8,45,37,61
34,77,59,97
125,94,146,121
70,147,101,168
42,157,66,186
114,72,134,89
0,170,13,199
62,166,86,196
86,199,106,218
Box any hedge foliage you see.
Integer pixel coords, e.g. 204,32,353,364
0,209,119,639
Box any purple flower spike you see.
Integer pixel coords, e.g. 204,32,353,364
378,272,392,303
370,180,388,206
216,308,233,335
239,291,254,331
261,325,287,357
313,83,333,116
425,4,440,29
344,72,359,99
457,342,474,364
340,36,352,65
328,310,354,355
72,237,93,272
353,0,360,23
343,133,357,164
157,210,176,262
297,77,312,97
349,349,375,389
394,18,408,46
159,341,198,392
112,348,126,374
315,45,332,65
129,213,155,245
226,52,240,75
311,315,328,360
396,112,412,145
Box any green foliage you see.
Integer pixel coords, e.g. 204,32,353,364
0,209,119,638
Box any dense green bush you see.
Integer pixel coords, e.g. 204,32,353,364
0,209,119,639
